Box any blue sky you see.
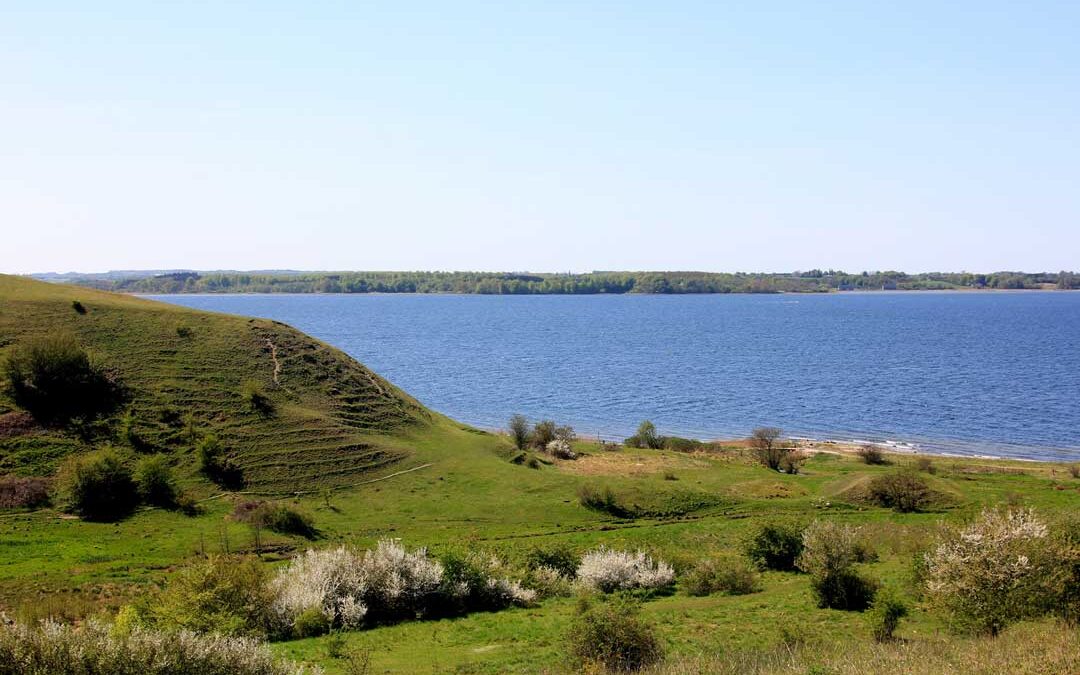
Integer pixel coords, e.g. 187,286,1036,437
2,2,1078,273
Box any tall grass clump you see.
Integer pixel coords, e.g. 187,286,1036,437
797,521,878,611
242,379,275,416
923,507,1052,635
576,547,675,594
566,595,663,673
0,619,317,675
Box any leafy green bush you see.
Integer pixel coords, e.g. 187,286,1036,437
1052,514,1080,625
798,521,878,611
624,420,661,449
867,470,932,512
682,557,761,597
292,607,331,638
745,522,805,571
660,436,704,452
134,454,177,508
526,544,578,579
154,555,278,638
198,433,244,489
241,379,275,416
56,449,138,521
868,589,908,642
1069,464,1080,479
566,595,663,672
3,336,121,424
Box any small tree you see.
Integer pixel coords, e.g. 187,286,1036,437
798,520,878,611
751,427,789,471
625,420,661,449
508,415,530,451
56,449,138,521
198,433,243,489
531,420,557,449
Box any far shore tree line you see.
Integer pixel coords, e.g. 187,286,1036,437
55,269,1080,295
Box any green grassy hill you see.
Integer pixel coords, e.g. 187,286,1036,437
0,274,430,491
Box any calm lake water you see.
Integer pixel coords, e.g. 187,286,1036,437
149,292,1080,462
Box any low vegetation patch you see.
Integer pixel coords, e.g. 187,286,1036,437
234,500,317,539
868,589,908,642
682,557,761,597
0,475,50,509
0,619,314,675
624,420,662,449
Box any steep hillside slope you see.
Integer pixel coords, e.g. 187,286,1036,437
0,275,431,491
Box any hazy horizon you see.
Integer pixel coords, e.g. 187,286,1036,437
4,3,1079,274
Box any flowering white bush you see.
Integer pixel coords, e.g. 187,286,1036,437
0,619,318,675
273,540,535,632
546,439,577,459
359,539,444,617
924,507,1051,634
576,547,675,593
271,546,368,630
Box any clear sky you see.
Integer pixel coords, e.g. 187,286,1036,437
3,2,1078,274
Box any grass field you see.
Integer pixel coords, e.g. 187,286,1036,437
1,274,1079,673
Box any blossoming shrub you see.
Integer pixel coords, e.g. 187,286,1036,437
0,619,316,675
576,547,675,594
271,540,534,635
923,507,1053,634
797,521,878,611
545,439,576,459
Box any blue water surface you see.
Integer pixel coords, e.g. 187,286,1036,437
149,292,1080,461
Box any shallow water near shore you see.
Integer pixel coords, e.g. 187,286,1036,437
150,292,1080,462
